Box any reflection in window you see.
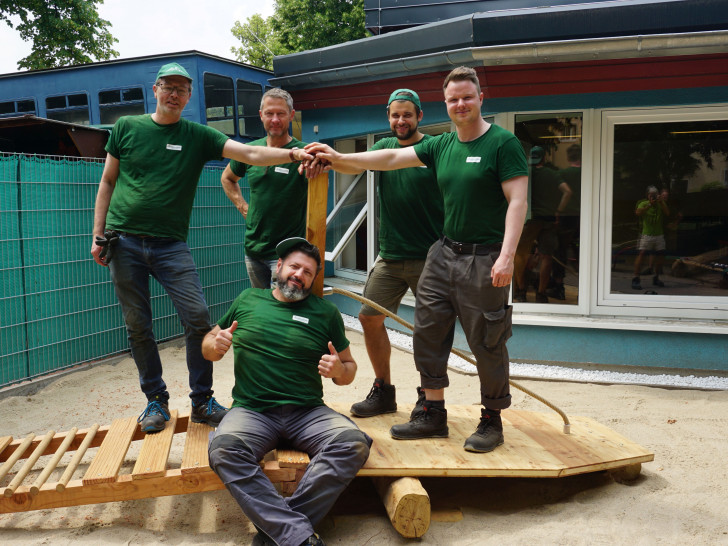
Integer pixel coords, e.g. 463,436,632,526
611,120,728,296
99,87,145,125
514,114,583,305
237,79,264,138
0,99,36,117
46,93,90,125
204,73,235,136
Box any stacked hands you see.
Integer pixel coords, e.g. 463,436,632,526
294,143,338,177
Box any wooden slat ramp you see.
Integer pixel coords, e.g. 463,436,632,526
0,405,653,538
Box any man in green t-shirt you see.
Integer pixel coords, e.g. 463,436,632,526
632,185,670,290
220,88,308,288
202,237,371,546
91,63,314,434
306,66,529,454
341,89,444,418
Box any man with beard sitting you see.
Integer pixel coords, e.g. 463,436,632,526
202,237,372,546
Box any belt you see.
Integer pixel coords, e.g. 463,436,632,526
120,232,158,239
442,236,501,255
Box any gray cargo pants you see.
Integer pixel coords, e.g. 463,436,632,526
413,240,513,410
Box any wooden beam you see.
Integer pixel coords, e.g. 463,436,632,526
306,171,329,297
373,476,431,538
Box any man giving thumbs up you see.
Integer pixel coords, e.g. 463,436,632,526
202,237,371,546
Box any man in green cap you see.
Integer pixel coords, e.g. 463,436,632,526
220,88,308,288
345,89,444,419
91,62,314,433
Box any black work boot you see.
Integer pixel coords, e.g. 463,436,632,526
463,408,505,453
350,378,397,417
390,400,448,440
409,386,426,419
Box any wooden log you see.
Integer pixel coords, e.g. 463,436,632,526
0,436,12,456
306,171,329,297
0,433,35,482
373,476,431,538
4,430,55,497
30,427,78,496
57,424,99,492
609,463,643,483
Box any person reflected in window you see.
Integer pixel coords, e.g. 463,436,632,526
632,185,670,290
513,146,572,303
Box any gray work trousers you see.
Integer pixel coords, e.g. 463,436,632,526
413,240,513,410
208,405,371,546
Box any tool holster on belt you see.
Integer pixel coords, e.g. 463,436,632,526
95,230,120,265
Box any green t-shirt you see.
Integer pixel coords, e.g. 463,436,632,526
229,138,308,260
105,115,228,241
558,165,581,216
637,199,665,236
530,165,564,218
217,288,350,412
413,125,528,244
371,135,444,260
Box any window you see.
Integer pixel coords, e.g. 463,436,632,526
514,113,583,306
45,93,90,125
237,79,264,138
204,73,235,136
0,98,37,118
607,115,728,302
98,87,145,125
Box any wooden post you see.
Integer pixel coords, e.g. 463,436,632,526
306,171,329,297
373,476,431,538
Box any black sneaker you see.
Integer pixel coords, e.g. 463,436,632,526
390,402,448,440
631,276,642,290
350,379,397,417
191,396,228,426
463,408,504,453
410,386,426,419
545,283,565,300
137,399,170,433
652,275,665,287
300,533,325,546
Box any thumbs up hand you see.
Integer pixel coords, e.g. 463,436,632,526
318,341,343,379
214,321,238,356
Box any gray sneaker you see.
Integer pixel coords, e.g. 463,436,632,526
350,379,397,417
191,396,228,427
390,402,448,440
137,399,170,433
463,408,504,453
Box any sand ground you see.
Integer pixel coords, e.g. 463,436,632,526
1,330,727,545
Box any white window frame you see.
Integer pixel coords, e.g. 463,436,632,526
593,104,728,320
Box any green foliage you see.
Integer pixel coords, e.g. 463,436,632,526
1,0,118,70
231,14,282,71
231,0,367,69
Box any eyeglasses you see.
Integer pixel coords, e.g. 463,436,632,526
156,84,190,98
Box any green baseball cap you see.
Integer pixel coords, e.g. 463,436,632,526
156,62,193,82
387,89,421,110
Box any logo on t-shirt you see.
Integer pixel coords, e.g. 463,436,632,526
466,157,481,163
166,144,182,151
274,166,290,174
292,315,309,324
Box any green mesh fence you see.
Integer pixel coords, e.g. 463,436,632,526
0,153,249,388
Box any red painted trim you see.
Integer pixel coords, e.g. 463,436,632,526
289,53,728,110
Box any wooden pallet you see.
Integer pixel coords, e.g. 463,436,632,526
0,404,653,537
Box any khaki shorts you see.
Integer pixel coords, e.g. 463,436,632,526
359,256,426,316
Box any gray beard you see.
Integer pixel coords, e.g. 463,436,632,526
277,277,309,301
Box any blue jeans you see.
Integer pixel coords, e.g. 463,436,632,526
245,256,278,289
209,405,371,545
109,234,213,405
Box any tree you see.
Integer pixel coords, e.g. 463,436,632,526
231,14,281,71
231,0,367,69
1,0,118,70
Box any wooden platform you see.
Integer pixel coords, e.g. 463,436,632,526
0,404,653,518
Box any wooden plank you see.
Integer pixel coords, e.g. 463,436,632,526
262,460,296,483
305,171,329,297
82,416,137,485
0,469,225,514
180,420,213,475
277,449,310,469
132,410,178,480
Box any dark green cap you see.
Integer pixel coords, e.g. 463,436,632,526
387,89,421,110
156,62,192,82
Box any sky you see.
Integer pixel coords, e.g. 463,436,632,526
0,0,276,75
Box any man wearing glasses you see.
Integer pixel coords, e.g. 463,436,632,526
91,62,314,434
220,88,308,288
